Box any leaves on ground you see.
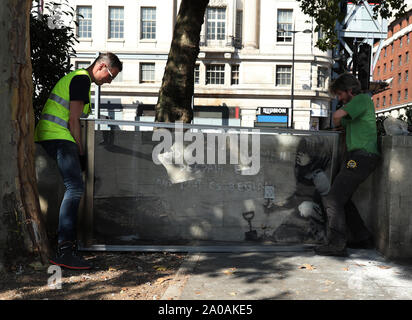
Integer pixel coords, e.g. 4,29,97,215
223,267,237,275
299,264,316,270
377,265,392,269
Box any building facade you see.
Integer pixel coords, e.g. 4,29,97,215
373,3,412,118
50,0,333,129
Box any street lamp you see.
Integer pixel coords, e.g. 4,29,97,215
279,25,312,129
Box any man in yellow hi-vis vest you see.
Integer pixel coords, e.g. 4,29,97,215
35,52,122,269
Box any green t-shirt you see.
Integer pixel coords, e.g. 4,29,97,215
341,93,379,155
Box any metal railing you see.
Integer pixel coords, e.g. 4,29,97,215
199,35,242,49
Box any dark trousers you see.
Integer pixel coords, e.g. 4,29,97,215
39,140,84,243
322,150,379,245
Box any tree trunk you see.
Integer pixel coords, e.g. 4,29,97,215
155,0,209,123
0,0,50,269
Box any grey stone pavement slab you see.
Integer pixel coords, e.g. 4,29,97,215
161,249,412,300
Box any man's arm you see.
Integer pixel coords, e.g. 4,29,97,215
68,100,85,155
332,109,348,128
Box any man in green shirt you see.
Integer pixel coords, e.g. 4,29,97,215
314,73,379,257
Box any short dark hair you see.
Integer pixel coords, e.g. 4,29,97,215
92,52,123,72
329,73,361,96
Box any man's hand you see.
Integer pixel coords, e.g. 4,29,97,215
332,109,348,128
69,100,85,155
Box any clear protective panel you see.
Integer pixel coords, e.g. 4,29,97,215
82,120,340,250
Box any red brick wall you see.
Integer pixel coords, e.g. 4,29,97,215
373,11,412,112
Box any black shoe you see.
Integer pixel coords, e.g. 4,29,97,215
314,244,348,257
49,241,92,270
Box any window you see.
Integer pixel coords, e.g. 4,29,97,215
76,6,92,38
317,67,328,88
390,94,393,105
376,98,380,108
206,64,225,84
109,7,124,39
384,63,387,73
206,7,226,40
406,70,409,82
399,55,402,66
141,7,156,39
408,33,410,44
399,73,402,84
383,96,386,106
406,52,409,63
400,37,403,48
318,28,324,41
384,47,387,57
194,64,200,84
406,89,409,100
276,65,292,86
390,60,394,71
231,65,239,85
75,61,90,70
398,91,401,102
235,10,243,47
140,63,155,83
277,9,293,42
377,66,380,76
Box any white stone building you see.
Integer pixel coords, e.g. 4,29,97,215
47,0,333,130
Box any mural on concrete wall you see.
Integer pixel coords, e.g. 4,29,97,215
89,125,338,246
265,135,333,244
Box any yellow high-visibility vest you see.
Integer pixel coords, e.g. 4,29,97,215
34,69,92,143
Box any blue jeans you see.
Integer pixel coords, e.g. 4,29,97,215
39,140,84,243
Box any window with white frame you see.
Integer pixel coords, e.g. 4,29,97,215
109,7,124,39
317,67,328,88
76,6,92,38
75,61,90,70
140,63,155,83
194,64,200,84
206,64,225,85
231,65,239,85
276,65,291,86
206,7,226,40
141,7,156,40
318,28,324,41
277,9,293,42
235,10,243,45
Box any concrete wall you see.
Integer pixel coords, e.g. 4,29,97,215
36,128,412,259
35,126,340,247
353,136,412,259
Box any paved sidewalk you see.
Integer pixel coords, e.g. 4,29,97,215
162,248,412,300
